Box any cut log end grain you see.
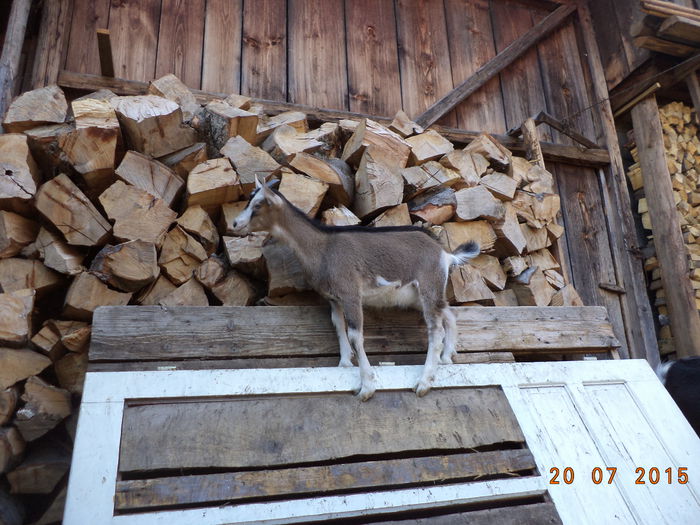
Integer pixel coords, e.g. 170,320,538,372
0,211,39,258
115,151,184,207
90,240,159,292
321,206,360,226
342,118,411,169
2,85,67,133
158,226,208,285
14,376,71,442
406,130,454,165
0,289,35,347
221,135,281,189
0,134,41,214
63,272,131,321
353,151,403,218
186,158,240,215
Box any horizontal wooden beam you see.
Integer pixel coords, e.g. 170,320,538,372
57,69,609,167
413,3,576,129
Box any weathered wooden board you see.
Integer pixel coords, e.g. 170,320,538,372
64,0,110,76
155,0,205,89
108,0,161,81
115,448,536,510
240,0,285,100
89,306,619,362
118,388,524,472
372,502,562,525
345,0,401,116
202,0,242,94
288,0,347,109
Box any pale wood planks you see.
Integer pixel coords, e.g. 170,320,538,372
115,449,535,510
155,0,205,89
202,0,242,94
344,0,402,116
64,0,110,76
240,0,286,100
89,306,619,363
444,0,506,133
108,0,161,81
288,0,347,109
374,502,562,525
118,388,524,472
395,0,455,126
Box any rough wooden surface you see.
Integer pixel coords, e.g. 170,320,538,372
118,388,523,472
90,306,619,363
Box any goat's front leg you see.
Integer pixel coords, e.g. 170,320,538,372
416,308,446,397
343,300,376,401
329,300,354,367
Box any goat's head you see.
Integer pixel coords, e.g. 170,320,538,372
231,175,283,235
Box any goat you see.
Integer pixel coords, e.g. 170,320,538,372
232,176,480,400
656,357,700,437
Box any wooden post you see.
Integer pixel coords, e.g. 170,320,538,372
520,118,544,168
0,0,33,126
631,96,700,359
684,71,700,125
576,0,661,367
29,0,73,89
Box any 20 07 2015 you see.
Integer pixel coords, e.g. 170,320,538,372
548,466,689,485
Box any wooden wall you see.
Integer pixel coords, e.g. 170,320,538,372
53,0,650,355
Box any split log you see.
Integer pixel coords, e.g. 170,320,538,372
148,74,199,122
289,153,354,206
23,123,73,177
90,240,159,292
0,427,24,475
510,267,556,307
159,278,209,307
0,348,51,390
401,162,461,198
263,240,309,296
185,158,240,215
211,271,257,306
493,289,519,306
306,122,343,155
195,256,227,290
544,269,565,289
407,187,456,225
550,283,584,306
115,151,184,207
34,227,84,275
353,151,403,218
521,223,552,252
449,265,495,304
221,136,281,190
202,100,258,149
6,441,70,494
341,118,411,168
159,142,208,180
224,94,252,110
111,95,197,157
0,289,34,346
547,221,565,242
177,205,220,254
471,254,507,290
0,259,62,294
463,133,511,171
158,226,208,285
511,190,543,228
35,173,111,246
136,275,177,305
454,185,505,221
63,272,131,321
405,130,454,165
220,201,249,235
480,172,517,200
531,193,561,224
14,376,71,441
526,248,560,271
440,221,497,253
0,387,18,425
255,111,307,145
223,233,266,279
2,85,67,132
49,320,90,353
491,203,527,257
510,156,531,187
0,134,41,215
502,256,528,277
369,204,412,227
439,150,485,187
263,124,324,163
59,98,120,194
388,110,424,137
321,206,360,226
99,181,177,246
278,171,328,217
522,164,555,194
0,211,38,258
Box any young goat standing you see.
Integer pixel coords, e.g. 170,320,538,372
233,177,480,400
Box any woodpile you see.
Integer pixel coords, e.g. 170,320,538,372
0,76,580,521
626,101,700,359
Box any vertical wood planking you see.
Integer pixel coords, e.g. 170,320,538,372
288,0,348,110
202,0,242,94
443,0,505,133
30,0,73,88
241,0,286,101
155,0,205,89
395,0,455,127
64,0,110,76
108,0,162,82
345,0,402,117
491,0,551,141
554,163,628,357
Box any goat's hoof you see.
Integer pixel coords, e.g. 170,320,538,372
339,359,354,368
415,380,432,397
439,355,454,365
355,385,376,401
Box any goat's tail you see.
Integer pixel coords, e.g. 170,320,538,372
449,240,480,266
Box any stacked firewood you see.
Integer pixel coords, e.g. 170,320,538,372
626,101,700,358
0,75,580,523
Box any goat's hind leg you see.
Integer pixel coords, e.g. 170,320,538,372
329,300,354,367
440,307,457,364
342,300,377,401
415,305,446,397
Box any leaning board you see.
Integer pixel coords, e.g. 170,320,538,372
64,360,700,524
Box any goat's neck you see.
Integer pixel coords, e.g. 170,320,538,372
270,205,326,269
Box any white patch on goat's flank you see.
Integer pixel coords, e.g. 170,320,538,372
362,279,420,309
376,276,401,288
